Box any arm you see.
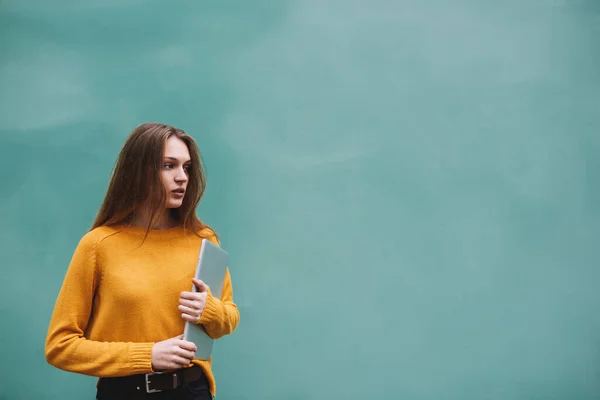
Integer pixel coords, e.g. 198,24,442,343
198,267,240,339
196,234,240,339
45,232,155,377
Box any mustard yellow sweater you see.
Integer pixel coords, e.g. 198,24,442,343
45,224,239,397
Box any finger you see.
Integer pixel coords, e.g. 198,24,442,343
178,305,200,316
176,347,195,360
192,278,209,292
181,313,200,323
178,304,196,313
178,340,198,352
180,291,202,301
170,355,192,366
179,299,200,309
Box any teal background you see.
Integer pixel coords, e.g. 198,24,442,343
2,0,600,399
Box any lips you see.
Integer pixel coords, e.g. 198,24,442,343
172,188,185,195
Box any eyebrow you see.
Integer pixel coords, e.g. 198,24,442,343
164,157,192,163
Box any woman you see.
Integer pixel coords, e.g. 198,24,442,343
45,122,240,399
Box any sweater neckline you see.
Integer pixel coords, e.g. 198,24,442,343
115,224,189,239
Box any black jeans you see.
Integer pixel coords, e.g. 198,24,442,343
96,371,212,400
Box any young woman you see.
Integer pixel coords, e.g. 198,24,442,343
45,122,240,399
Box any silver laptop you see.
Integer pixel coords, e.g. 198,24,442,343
182,238,229,360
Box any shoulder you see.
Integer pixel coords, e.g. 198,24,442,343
67,226,122,263
78,225,123,248
197,226,220,247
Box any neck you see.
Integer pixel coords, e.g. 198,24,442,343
130,206,177,230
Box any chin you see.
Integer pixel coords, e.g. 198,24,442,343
166,200,184,209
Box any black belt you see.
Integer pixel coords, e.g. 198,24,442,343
99,365,205,394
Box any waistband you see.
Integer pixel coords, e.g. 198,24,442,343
99,364,205,394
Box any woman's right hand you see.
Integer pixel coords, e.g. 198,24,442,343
151,334,197,371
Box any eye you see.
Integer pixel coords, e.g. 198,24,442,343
164,163,173,169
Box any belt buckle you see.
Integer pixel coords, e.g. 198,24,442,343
145,371,180,393
145,371,163,393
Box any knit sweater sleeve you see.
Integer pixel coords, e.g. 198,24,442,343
45,231,154,377
197,236,240,339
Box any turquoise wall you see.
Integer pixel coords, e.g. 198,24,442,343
1,1,600,399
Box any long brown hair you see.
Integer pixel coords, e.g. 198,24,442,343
91,122,215,239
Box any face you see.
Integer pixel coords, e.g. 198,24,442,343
160,136,191,208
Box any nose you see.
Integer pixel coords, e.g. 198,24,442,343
175,167,188,183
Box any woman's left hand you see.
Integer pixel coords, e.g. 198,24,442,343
179,278,209,323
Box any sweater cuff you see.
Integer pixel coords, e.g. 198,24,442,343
198,292,220,325
129,342,154,374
